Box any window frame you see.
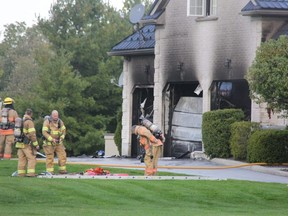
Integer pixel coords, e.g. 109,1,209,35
187,0,217,17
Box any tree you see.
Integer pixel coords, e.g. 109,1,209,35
36,0,131,155
246,35,288,111
37,0,127,120
0,23,50,114
0,22,29,92
34,49,101,155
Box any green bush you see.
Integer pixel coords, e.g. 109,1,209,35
230,121,260,160
202,109,245,158
247,129,288,163
114,110,122,155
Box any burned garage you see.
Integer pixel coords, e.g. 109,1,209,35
108,0,288,158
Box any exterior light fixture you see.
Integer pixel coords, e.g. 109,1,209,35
177,62,184,71
144,65,150,74
225,59,232,68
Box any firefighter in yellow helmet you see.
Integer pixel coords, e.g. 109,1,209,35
131,125,163,176
0,97,18,159
42,110,67,174
15,109,40,177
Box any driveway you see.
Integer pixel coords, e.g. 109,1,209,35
65,157,288,184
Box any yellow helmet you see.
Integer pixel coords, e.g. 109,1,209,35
3,97,14,105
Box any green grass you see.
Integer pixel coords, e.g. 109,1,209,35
0,160,287,216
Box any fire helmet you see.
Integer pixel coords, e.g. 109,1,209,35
3,97,14,105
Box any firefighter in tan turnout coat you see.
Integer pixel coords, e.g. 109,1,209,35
16,109,39,177
131,125,163,176
42,110,67,174
0,97,18,159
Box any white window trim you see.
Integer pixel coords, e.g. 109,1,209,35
187,0,205,17
187,0,217,17
210,0,217,16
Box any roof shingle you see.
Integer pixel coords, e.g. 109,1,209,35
110,24,155,52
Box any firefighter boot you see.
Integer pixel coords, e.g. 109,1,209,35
59,170,68,174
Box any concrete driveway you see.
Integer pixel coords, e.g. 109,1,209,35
65,156,288,184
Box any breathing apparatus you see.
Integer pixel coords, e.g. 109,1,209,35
0,108,10,129
140,117,165,142
139,98,165,142
14,117,24,142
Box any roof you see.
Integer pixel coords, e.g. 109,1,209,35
242,0,288,13
108,24,155,56
109,0,168,56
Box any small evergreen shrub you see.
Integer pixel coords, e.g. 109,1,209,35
202,109,245,158
247,129,288,163
230,121,260,160
114,110,122,155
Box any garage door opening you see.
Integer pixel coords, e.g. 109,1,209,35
131,86,154,158
163,82,203,158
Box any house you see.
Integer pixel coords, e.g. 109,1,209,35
108,0,288,158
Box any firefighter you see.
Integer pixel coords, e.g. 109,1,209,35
131,125,163,176
0,97,18,159
42,110,67,174
15,109,40,177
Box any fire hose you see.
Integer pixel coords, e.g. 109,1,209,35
37,160,278,170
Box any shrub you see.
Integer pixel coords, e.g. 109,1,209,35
114,110,122,155
230,121,260,160
202,109,245,158
247,129,288,163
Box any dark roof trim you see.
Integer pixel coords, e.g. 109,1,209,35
108,49,154,56
241,9,288,16
142,8,165,21
142,0,169,23
147,0,160,14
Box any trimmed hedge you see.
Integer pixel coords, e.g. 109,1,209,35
230,121,260,160
202,109,245,158
247,129,288,163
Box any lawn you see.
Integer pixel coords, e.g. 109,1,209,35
0,160,287,216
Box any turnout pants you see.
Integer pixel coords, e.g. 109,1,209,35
152,145,162,175
17,145,37,176
0,134,14,159
43,143,67,173
144,146,154,176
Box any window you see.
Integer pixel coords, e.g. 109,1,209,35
188,0,217,16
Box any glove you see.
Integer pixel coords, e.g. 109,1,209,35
60,135,65,141
35,145,40,151
160,134,165,143
52,138,59,144
59,135,65,144
155,139,163,146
